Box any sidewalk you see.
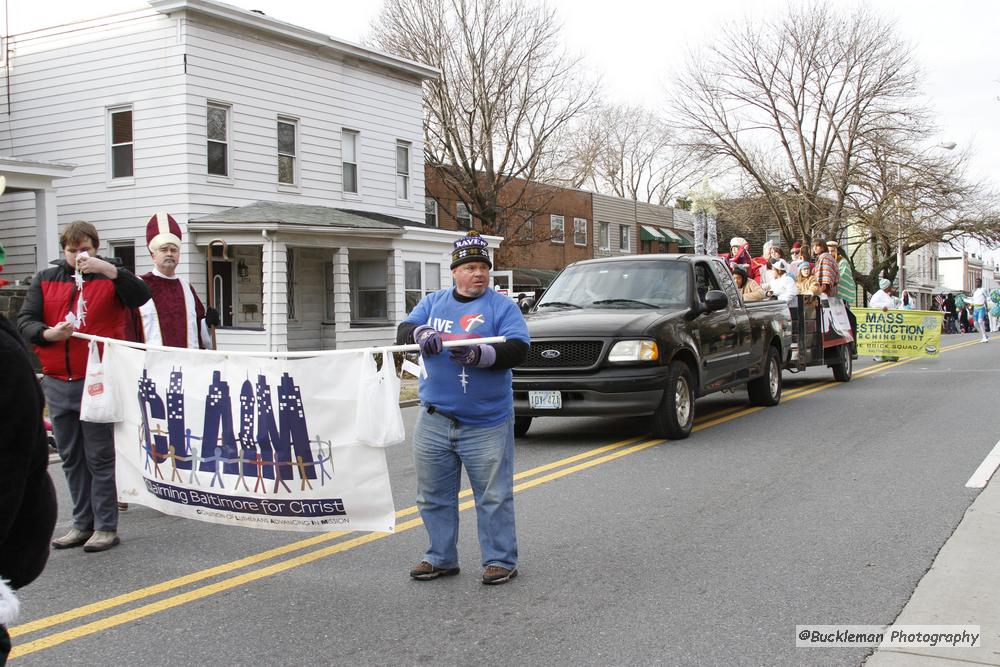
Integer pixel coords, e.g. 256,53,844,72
865,474,1000,665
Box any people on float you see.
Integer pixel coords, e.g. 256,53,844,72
789,241,808,276
732,265,766,302
766,259,798,305
726,237,753,276
811,238,839,297
751,241,773,286
795,262,822,296
826,241,856,306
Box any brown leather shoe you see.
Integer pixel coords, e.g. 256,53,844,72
83,531,120,553
409,560,460,580
52,528,93,549
482,565,518,585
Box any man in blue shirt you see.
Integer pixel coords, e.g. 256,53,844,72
397,230,529,585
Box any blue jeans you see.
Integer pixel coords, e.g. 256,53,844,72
412,409,517,570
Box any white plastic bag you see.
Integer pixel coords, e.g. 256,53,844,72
80,340,122,423
355,349,406,447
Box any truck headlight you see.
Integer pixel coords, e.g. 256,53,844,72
608,340,659,362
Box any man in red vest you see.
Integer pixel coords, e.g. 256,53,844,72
18,221,149,553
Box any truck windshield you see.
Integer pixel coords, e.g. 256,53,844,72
537,261,690,310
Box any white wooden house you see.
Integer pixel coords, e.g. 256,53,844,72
0,0,482,351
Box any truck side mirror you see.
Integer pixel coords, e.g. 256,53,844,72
704,290,729,312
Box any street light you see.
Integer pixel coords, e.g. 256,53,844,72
897,142,956,292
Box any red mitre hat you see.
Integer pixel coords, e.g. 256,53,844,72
146,212,182,251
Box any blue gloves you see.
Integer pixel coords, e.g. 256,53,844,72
449,343,496,368
413,325,443,356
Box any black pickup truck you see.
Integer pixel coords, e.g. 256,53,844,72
513,254,791,439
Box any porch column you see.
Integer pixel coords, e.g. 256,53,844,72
35,188,59,270
262,238,288,352
389,248,404,324
332,247,351,347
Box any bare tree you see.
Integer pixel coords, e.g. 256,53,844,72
555,104,705,205
369,0,595,254
672,4,929,247
843,139,1000,293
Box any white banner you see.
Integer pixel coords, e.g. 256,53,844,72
110,343,397,533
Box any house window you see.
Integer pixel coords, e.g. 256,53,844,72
405,261,422,314
207,103,230,177
599,222,610,251
342,130,358,193
109,106,133,179
424,263,441,295
277,117,297,185
286,248,297,321
111,243,136,274
396,141,410,199
518,217,534,240
425,199,438,227
349,257,389,322
456,202,472,230
404,261,442,313
573,218,588,246
550,215,565,244
620,225,631,252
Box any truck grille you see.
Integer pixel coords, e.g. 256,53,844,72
521,340,604,369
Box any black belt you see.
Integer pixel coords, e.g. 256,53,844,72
425,404,461,427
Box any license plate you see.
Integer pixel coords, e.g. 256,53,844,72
529,390,562,410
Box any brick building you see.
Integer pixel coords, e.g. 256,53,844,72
425,165,592,290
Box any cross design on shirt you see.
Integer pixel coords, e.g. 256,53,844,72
459,367,469,394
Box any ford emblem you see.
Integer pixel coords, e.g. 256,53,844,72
541,349,561,359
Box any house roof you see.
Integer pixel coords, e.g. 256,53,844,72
189,201,423,232
149,0,439,81
0,156,76,193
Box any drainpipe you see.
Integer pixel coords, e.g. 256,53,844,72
262,229,274,352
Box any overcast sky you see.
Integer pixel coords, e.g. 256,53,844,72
7,0,999,191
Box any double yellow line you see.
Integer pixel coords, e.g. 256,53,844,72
9,338,981,659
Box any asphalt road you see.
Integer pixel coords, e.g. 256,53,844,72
10,333,999,666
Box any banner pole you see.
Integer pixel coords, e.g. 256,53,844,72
71,332,506,357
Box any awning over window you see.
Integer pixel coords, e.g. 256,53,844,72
674,230,695,247
640,225,665,241
660,228,684,243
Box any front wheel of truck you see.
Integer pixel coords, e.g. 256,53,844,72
650,361,695,440
514,416,533,437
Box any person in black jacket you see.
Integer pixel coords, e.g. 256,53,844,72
0,308,58,664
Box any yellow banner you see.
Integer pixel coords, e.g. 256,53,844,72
854,308,943,358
